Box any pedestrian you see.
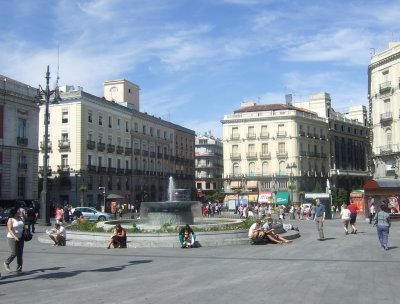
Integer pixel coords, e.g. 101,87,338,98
313,199,325,241
347,201,358,234
55,204,63,224
374,203,391,250
4,207,25,273
369,203,376,224
26,203,36,233
47,223,67,246
340,203,351,235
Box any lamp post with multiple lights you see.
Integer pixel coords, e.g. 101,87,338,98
36,65,61,226
286,162,297,205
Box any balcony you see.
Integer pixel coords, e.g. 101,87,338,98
38,166,52,176
376,144,400,155
142,150,149,157
125,169,132,175
124,147,132,155
230,153,241,160
164,154,169,160
380,112,393,123
150,152,156,158
157,153,163,158
277,131,287,138
134,149,140,155
18,163,28,170
58,139,70,151
116,146,124,154
97,166,107,173
276,151,288,158
247,133,256,140
97,142,106,152
17,137,28,146
246,152,258,160
259,132,270,139
57,165,70,173
86,140,96,150
107,167,116,174
379,81,392,94
40,140,52,152
299,131,306,137
259,152,271,159
230,134,240,141
87,165,97,172
117,168,125,174
300,150,308,157
107,144,115,153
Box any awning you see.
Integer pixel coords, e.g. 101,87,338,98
246,180,258,189
107,193,124,199
258,192,272,204
248,194,258,202
230,181,241,189
276,192,290,205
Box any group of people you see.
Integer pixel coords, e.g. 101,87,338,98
248,217,293,244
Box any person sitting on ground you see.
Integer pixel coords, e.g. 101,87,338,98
179,224,196,248
107,224,127,249
248,219,265,243
48,223,67,246
262,218,292,244
182,228,195,248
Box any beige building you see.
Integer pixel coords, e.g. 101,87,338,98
222,93,369,205
195,132,223,200
369,42,400,178
38,80,195,208
0,75,39,206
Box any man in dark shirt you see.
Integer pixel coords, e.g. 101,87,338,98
313,199,326,241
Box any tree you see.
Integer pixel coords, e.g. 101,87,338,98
331,187,348,208
312,181,323,193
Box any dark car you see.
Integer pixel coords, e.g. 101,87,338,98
0,208,11,225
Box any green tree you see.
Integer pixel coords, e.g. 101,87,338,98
331,187,348,208
312,181,323,193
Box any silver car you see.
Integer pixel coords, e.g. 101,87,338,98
71,207,112,221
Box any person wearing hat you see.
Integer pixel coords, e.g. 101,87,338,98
48,223,66,246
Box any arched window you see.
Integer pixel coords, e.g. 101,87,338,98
233,163,240,177
248,162,255,176
262,162,268,176
386,128,392,146
279,161,286,175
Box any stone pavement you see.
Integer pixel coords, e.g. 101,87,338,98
0,218,399,304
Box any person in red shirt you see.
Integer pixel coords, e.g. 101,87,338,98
347,201,359,234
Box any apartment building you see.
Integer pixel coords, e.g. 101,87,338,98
38,79,195,208
0,75,39,206
195,132,223,200
369,42,400,178
222,93,369,204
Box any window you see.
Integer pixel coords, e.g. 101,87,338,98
164,131,167,139
98,156,102,167
261,125,268,136
134,122,138,132
278,142,285,153
117,159,121,169
88,132,93,141
382,70,389,82
384,99,390,113
248,144,255,152
143,125,146,134
98,134,103,143
125,160,129,169
125,121,129,132
61,132,68,141
196,183,202,189
150,127,153,136
386,128,392,145
117,137,121,146
99,114,103,126
233,163,240,176
108,158,112,168
61,154,68,167
157,129,160,138
88,155,92,166
206,182,210,189
262,143,269,154
108,136,112,145
88,110,93,123
232,127,239,139
108,116,112,128
62,110,68,123
17,176,25,196
232,145,238,153
18,118,26,138
248,162,255,176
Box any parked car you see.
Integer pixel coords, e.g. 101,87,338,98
71,207,112,221
0,208,12,225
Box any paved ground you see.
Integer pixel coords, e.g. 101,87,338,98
0,217,399,304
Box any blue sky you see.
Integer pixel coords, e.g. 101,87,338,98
1,0,400,138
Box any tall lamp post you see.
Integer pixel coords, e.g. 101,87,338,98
286,162,297,205
36,66,61,226
99,187,106,212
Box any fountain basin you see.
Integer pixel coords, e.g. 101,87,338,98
140,201,201,225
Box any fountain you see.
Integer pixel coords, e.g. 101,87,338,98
139,176,201,226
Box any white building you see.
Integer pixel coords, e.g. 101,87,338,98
369,42,400,178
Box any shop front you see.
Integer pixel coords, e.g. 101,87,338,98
276,192,290,205
364,179,400,216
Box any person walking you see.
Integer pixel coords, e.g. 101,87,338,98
347,201,359,234
374,204,391,250
313,199,325,241
340,204,351,235
369,203,376,224
4,207,25,273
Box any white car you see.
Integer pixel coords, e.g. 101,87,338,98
71,207,112,221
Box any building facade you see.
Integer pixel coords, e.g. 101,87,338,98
195,132,223,200
38,80,195,209
0,75,39,206
222,93,369,205
369,42,400,179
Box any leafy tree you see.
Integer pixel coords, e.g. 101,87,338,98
312,181,323,193
331,187,348,208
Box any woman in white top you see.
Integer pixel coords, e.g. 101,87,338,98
340,204,352,235
4,207,25,273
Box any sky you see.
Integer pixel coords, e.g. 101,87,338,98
1,0,400,138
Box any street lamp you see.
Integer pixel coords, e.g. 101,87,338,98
73,172,82,206
36,66,61,226
286,162,297,204
99,187,106,211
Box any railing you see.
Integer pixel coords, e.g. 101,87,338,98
164,154,169,160
97,166,107,173
157,153,163,158
276,151,288,158
247,133,256,139
57,165,70,172
150,152,156,158
40,140,52,152
107,167,116,174
380,112,393,123
87,165,97,172
124,147,132,155
230,134,240,140
17,137,28,146
142,150,149,156
38,166,52,176
376,144,400,155
58,140,70,150
86,140,96,150
107,144,115,153
134,149,140,155
230,153,241,160
125,169,132,175
299,131,305,137
246,152,258,159
259,132,269,139
379,81,392,94
116,146,124,154
97,142,106,151
18,163,28,170
277,131,287,138
259,152,271,159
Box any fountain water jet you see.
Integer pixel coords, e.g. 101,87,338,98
140,177,201,226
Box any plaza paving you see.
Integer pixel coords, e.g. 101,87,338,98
0,217,399,304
